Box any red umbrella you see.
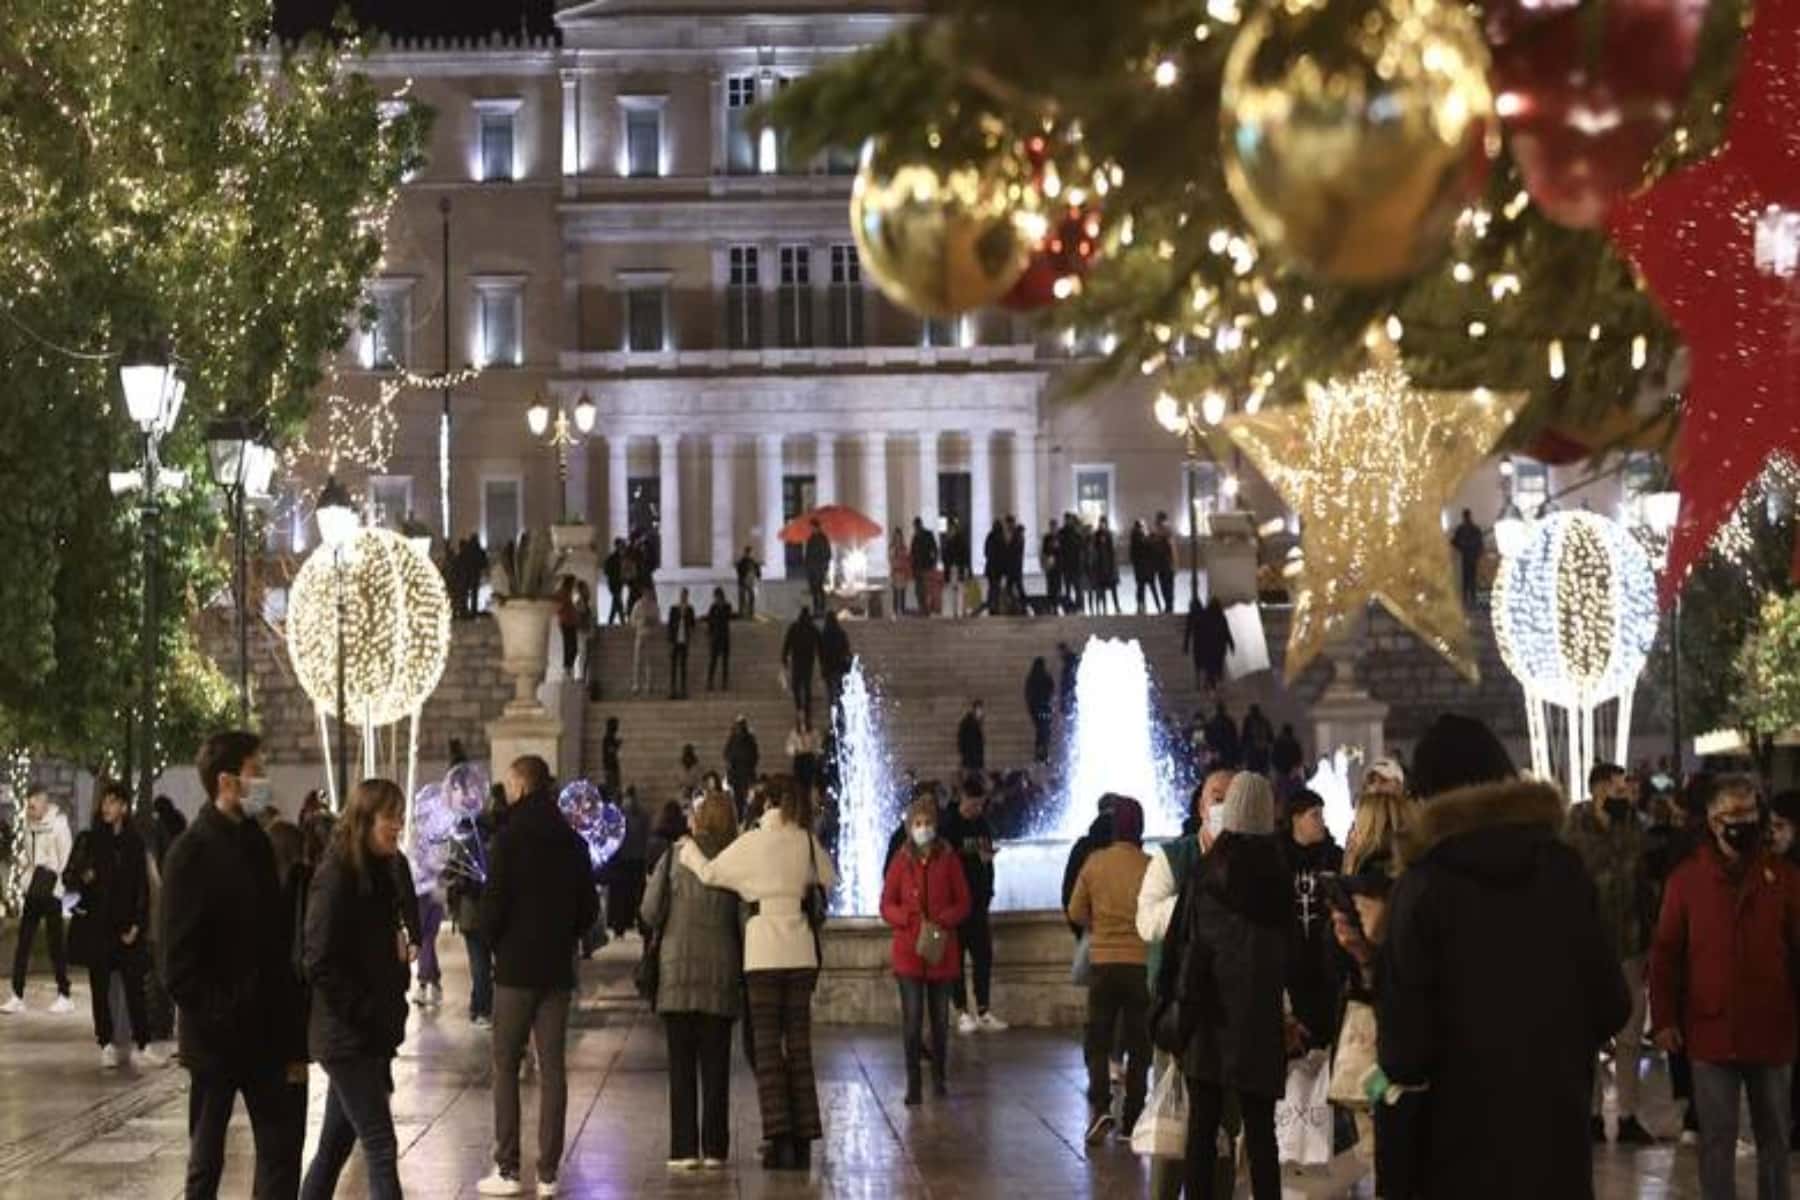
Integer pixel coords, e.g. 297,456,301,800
778,504,883,545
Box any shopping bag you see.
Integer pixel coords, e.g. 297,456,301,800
1223,602,1271,680
1130,1065,1190,1159
1328,999,1379,1108
1276,1051,1334,1166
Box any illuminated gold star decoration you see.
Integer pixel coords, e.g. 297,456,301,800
1220,346,1523,683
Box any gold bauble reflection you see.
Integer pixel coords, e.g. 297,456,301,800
1220,0,1499,284
849,142,1044,318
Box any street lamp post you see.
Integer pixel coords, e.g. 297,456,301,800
206,420,276,725
315,476,359,807
527,392,597,492
1154,391,1227,606
114,360,188,816
1642,490,1683,774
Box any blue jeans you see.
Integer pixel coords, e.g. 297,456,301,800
1692,1060,1792,1200
300,1056,401,1200
464,930,493,1020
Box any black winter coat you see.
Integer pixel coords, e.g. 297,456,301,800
1180,833,1291,1098
304,852,411,1063
1283,836,1344,1047
70,823,150,943
482,791,601,990
160,804,306,1079
1093,529,1118,586
956,713,985,770
1378,780,1628,1200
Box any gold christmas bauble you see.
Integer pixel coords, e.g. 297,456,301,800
1220,0,1499,284
849,141,1045,318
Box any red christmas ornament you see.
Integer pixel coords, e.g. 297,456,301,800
1609,0,1800,605
1487,0,1705,229
1001,203,1102,311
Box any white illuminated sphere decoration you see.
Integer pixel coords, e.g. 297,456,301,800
286,526,452,725
1492,511,1658,708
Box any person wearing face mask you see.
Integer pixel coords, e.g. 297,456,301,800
880,796,972,1105
1772,790,1800,1150
1565,762,1657,1146
161,730,309,1199
299,779,412,1200
1651,773,1800,1200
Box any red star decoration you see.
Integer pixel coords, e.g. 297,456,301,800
1609,0,1800,605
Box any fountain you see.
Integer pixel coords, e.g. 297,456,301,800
830,657,899,916
1057,636,1183,839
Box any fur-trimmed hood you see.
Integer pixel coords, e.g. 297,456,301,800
1395,778,1568,880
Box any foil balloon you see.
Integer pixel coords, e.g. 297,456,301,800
1220,0,1500,283
849,139,1045,318
410,782,456,846
559,779,627,869
444,761,490,819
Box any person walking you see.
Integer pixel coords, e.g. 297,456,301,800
1068,794,1152,1143
630,587,659,696
881,794,972,1104
941,779,1006,1034
1177,774,1292,1200
704,587,733,691
735,546,761,619
1566,762,1657,1146
477,756,600,1198
724,717,760,816
1337,714,1628,1200
161,731,309,1199
1450,509,1484,609
786,714,822,805
1184,596,1235,692
803,520,832,615
298,779,411,1200
1093,517,1120,614
642,792,742,1170
681,777,837,1172
4,788,74,1014
1025,657,1056,762
67,780,163,1069
781,607,820,721
603,539,626,624
1650,772,1800,1200
888,528,912,617
909,517,939,616
956,700,985,774
819,611,852,711
667,587,697,700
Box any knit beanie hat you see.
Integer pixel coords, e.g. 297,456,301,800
1287,788,1325,816
1411,714,1515,800
1219,773,1275,836
1109,795,1144,845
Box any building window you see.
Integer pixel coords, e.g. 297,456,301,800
369,475,413,529
725,75,757,175
921,314,959,349
777,245,813,348
360,282,411,369
619,97,665,178
474,282,523,367
761,75,795,173
1074,465,1116,527
473,99,522,182
627,286,667,352
1511,457,1551,516
725,245,762,349
482,477,522,550
827,244,864,348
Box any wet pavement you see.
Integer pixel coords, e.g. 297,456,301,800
0,935,1791,1198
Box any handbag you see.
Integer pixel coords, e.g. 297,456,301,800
1327,999,1380,1108
634,850,675,1004
1276,1050,1334,1166
913,856,948,968
1070,932,1092,986
1130,1063,1190,1158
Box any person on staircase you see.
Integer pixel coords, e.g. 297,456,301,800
630,587,659,697
667,587,697,700
909,517,940,616
1152,512,1177,614
1093,517,1120,615
956,700,986,776
1025,659,1056,763
803,520,832,616
888,528,912,617
724,717,761,817
603,539,626,625
1184,596,1235,693
881,794,972,1105
786,714,822,807
735,546,761,620
1129,519,1152,615
982,521,1007,615
781,607,821,722
819,612,852,712
704,587,732,692
1004,518,1026,613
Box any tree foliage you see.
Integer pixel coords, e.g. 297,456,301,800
0,0,425,769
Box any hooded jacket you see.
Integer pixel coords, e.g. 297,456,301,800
1070,842,1152,966
1178,833,1291,1096
481,790,601,991
1378,779,1628,1200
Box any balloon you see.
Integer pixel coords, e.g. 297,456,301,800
444,761,490,818
559,780,627,870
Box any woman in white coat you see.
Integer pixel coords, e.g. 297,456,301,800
681,775,836,1173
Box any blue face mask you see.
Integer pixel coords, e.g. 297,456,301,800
240,776,274,817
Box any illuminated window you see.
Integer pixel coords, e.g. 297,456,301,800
360,280,412,369
725,245,762,349
725,75,757,175
827,245,863,348
473,280,524,367
472,98,523,182
777,245,813,348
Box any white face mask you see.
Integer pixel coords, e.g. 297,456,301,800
1205,806,1225,838
240,776,274,816
911,825,935,847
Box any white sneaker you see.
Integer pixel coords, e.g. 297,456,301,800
410,983,431,1006
473,1014,493,1030
957,1011,979,1036
977,1012,1009,1033
48,995,74,1015
425,982,442,1008
100,1045,120,1070
476,1168,526,1196
667,1159,701,1171
0,995,23,1015
536,1174,559,1197
138,1044,170,1068
701,1158,728,1170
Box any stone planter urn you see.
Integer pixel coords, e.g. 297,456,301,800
493,597,556,715
549,523,595,557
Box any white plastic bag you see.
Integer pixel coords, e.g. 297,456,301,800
1131,1064,1189,1159
1276,1050,1334,1167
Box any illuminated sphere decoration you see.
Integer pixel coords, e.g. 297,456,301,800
1491,511,1658,709
286,526,452,726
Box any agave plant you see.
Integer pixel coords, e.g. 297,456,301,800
493,527,561,601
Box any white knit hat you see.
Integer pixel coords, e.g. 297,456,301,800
1219,772,1275,836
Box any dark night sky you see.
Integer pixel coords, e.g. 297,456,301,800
272,0,560,41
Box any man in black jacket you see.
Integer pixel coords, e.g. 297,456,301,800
480,755,601,1197
909,517,940,615
957,700,986,773
803,520,832,614
667,586,697,700
160,730,308,1200
781,607,821,720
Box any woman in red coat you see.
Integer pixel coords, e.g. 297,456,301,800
881,795,972,1105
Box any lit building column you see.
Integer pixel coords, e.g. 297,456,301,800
565,432,590,523
759,432,785,577
816,432,838,506
658,433,681,572
607,434,629,549
864,431,889,578
917,429,941,534
1014,426,1040,574
969,428,993,575
559,69,579,186
711,433,735,573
